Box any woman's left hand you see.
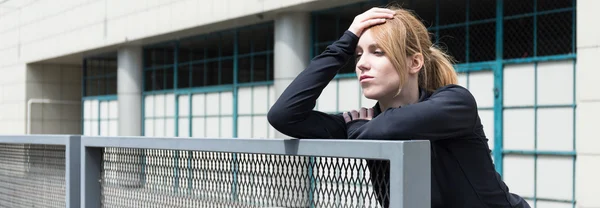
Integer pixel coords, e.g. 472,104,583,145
343,107,374,123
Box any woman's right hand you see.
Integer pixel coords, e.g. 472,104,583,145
348,7,395,37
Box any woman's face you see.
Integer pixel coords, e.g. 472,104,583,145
355,29,401,100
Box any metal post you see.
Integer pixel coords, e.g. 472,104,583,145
81,146,103,208
388,141,431,207
66,135,81,208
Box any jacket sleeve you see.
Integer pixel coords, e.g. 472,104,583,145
267,31,359,139
346,85,478,140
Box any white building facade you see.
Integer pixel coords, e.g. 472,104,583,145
0,0,598,207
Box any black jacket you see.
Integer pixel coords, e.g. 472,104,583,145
267,30,530,208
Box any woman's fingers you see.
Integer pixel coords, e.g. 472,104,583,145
359,10,394,22
350,110,359,120
348,7,395,36
359,107,367,119
344,108,374,123
343,112,351,123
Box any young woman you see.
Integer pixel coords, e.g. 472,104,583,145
267,7,530,208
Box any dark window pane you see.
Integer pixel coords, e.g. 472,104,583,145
178,65,191,89
316,14,338,43
206,61,219,86
179,48,191,64
106,77,117,95
256,26,271,52
191,48,205,61
238,29,252,54
409,0,436,27
538,0,573,12
238,57,251,83
107,62,117,76
438,27,466,63
165,67,174,90
470,0,496,21
205,36,220,59
267,53,274,81
180,38,207,62
86,80,97,96
221,59,234,85
469,22,496,62
253,55,267,82
143,49,153,68
537,11,573,56
191,64,205,87
221,32,235,57
164,47,175,65
154,69,164,90
504,17,533,59
504,0,534,16
84,57,117,96
144,70,153,91
97,79,106,95
238,24,273,55
439,0,466,25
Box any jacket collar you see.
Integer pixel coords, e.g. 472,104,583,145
372,87,430,116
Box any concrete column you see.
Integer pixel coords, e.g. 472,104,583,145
575,0,600,207
273,12,311,139
116,46,143,188
117,46,143,136
271,12,312,207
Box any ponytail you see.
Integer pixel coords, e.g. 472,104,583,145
420,46,458,92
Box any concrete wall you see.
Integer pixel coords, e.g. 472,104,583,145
26,64,82,134
575,0,600,207
0,0,359,134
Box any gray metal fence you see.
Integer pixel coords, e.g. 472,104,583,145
0,135,80,208
0,135,430,208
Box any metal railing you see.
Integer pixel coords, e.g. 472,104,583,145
0,135,80,208
0,135,430,208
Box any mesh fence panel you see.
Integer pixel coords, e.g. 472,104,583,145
101,148,390,208
0,144,66,208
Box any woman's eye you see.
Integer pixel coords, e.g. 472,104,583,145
374,51,385,56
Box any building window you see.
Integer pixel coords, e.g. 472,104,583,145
143,22,274,93
83,54,117,96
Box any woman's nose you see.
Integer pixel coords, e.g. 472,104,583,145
356,57,370,71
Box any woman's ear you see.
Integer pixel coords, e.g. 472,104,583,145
407,53,424,75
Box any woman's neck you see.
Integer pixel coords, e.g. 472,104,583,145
378,80,420,112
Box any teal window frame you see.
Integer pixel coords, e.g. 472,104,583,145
140,21,275,200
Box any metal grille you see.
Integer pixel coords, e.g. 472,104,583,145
101,148,390,208
0,144,66,208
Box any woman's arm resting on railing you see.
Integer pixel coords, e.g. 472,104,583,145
267,31,359,139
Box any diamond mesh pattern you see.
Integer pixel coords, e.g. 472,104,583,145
101,148,390,208
0,144,66,208
537,11,574,56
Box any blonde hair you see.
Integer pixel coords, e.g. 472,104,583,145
368,7,458,92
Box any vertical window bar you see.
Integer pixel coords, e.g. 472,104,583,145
493,0,505,175
571,2,577,207
232,29,240,201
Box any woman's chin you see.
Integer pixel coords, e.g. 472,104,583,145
362,90,381,100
